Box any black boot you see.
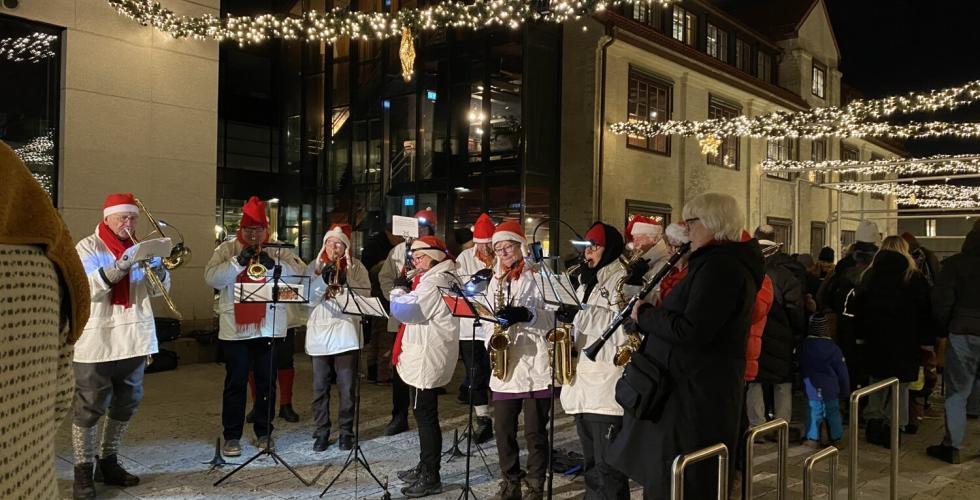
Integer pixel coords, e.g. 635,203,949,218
491,479,522,500
474,416,494,444
279,404,300,423
401,467,442,498
521,479,544,500
384,413,409,436
95,454,140,486
397,462,423,483
73,463,96,500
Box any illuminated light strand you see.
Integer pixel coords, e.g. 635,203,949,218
106,0,673,45
0,32,58,63
13,132,55,195
898,197,980,209
763,154,980,176
836,182,980,201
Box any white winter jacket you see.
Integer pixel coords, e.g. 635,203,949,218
304,258,371,356
455,246,494,341
560,261,629,416
378,241,408,332
482,265,556,394
204,239,306,341
390,258,460,389
74,228,169,363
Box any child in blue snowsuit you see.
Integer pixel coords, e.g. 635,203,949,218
798,313,851,445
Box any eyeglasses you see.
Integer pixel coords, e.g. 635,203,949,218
324,241,346,250
241,226,266,234
683,217,701,225
112,214,139,223
493,244,518,255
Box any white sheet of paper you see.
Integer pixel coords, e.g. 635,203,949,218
392,215,419,238
234,283,307,303
538,272,582,309
131,237,173,262
340,294,389,318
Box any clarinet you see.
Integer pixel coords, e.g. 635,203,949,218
582,242,691,361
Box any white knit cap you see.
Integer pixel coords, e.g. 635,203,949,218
856,220,880,244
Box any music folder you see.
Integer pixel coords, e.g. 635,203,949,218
439,286,500,324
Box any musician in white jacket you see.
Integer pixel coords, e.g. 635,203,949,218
454,213,496,444
204,196,305,457
388,236,458,498
305,224,370,453
71,193,170,499
377,207,436,436
558,222,631,500
483,220,555,500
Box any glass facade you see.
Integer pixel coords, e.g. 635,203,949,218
217,1,561,261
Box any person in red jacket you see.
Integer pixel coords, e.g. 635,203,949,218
746,276,775,382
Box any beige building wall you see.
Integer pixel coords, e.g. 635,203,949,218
10,0,220,329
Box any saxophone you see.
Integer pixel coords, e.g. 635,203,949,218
547,262,580,384
613,247,645,367
488,278,511,380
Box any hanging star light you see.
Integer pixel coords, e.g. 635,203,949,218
399,28,415,82
106,0,675,45
698,135,722,156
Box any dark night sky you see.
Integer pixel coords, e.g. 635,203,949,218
824,0,980,156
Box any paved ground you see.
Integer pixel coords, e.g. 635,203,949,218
54,356,980,499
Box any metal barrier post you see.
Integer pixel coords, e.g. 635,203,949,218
671,443,729,500
848,377,899,500
803,446,840,500
743,418,789,500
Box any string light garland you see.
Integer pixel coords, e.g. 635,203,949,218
836,182,980,201
13,133,55,196
763,154,980,176
0,32,58,63
106,0,674,45
898,197,980,209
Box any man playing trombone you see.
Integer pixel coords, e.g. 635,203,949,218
205,196,305,458
558,222,631,500
72,193,170,499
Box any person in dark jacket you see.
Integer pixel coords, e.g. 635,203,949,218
747,227,806,437
608,193,764,500
901,232,941,286
798,313,850,447
846,248,934,448
928,228,980,464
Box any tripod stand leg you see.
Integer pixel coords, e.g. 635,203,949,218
213,449,268,486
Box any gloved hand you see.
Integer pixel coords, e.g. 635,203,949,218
236,245,259,266
152,262,168,282
393,275,412,292
322,263,337,284
147,256,164,269
556,305,579,324
257,251,275,270
497,305,532,326
622,317,640,335
624,257,650,286
114,246,139,272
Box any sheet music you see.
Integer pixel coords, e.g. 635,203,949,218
339,292,389,318
234,282,307,303
536,271,583,309
439,287,500,323
392,215,419,238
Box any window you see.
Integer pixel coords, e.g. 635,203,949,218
628,1,664,30
926,219,937,237
766,138,798,180
706,23,728,62
707,97,740,169
626,200,672,228
671,6,696,46
841,230,856,248
627,69,672,154
757,52,773,82
812,61,827,99
810,138,827,183
767,217,793,253
810,222,826,259
735,38,752,73
840,143,860,183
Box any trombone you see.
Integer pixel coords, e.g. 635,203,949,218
124,197,191,319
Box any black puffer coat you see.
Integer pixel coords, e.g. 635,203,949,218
756,253,806,384
608,239,764,499
933,230,980,335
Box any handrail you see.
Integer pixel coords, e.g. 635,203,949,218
848,377,899,499
671,443,729,500
804,446,839,499
743,418,788,500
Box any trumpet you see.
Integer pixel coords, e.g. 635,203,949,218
125,198,191,319
488,279,511,380
247,245,267,280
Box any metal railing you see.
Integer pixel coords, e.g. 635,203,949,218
671,443,729,500
804,446,840,499
848,377,900,500
743,418,789,500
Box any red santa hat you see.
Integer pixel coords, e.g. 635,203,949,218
103,192,138,218
411,235,449,262
625,215,663,243
324,223,353,249
492,220,527,254
472,213,495,244
585,223,607,247
240,196,269,227
415,208,437,228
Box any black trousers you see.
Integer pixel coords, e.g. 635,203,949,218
392,367,410,419
576,413,630,500
493,397,551,484
459,340,491,406
222,338,276,440
311,350,358,438
411,386,442,474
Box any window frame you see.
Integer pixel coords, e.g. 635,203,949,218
812,60,827,99
706,22,728,62
627,1,664,31
735,38,752,73
756,51,773,83
840,143,860,184
671,5,697,46
626,68,673,155
706,96,740,170
767,216,794,253
766,137,799,180
810,138,827,184
625,199,672,228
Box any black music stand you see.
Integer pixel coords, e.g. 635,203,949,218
532,263,583,500
215,246,311,487
439,285,498,499
319,282,391,499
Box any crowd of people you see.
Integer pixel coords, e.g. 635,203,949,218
5,137,980,500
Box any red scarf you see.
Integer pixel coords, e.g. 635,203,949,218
391,271,424,367
500,259,524,283
97,222,135,308
234,229,269,329
475,248,494,268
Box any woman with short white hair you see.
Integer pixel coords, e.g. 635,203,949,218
609,192,765,499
